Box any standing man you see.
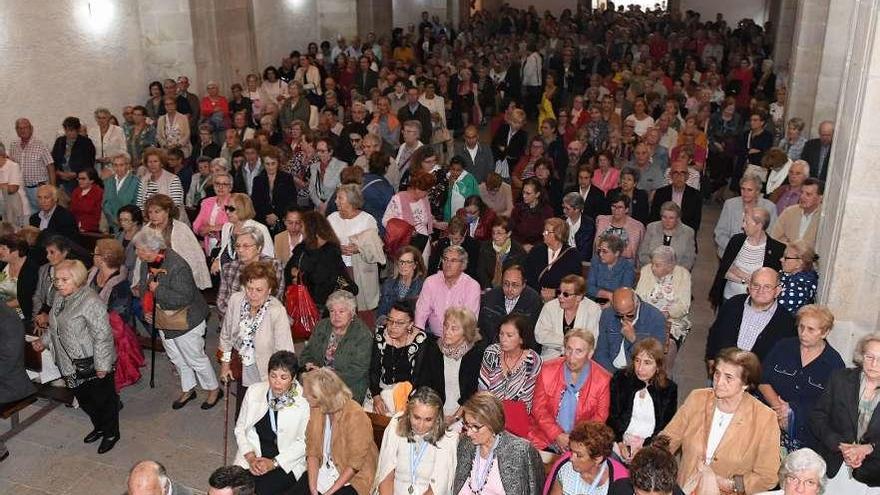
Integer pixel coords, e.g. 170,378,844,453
521,43,542,120
397,86,432,145
176,75,201,137
9,118,55,213
801,121,834,181
454,125,494,184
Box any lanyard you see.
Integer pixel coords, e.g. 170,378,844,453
408,439,430,493
469,435,500,494
571,461,606,495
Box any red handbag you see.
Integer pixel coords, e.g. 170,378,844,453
285,283,319,340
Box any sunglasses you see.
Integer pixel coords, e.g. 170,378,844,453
559,291,577,298
616,312,637,320
224,206,237,213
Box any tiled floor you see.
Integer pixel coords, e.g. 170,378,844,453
0,205,724,495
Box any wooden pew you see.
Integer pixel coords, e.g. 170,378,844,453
1,396,37,430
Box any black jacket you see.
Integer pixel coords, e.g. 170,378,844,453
801,138,832,181
285,243,350,308
524,243,582,292
608,370,678,442
477,285,543,345
51,135,95,174
563,184,609,220
811,367,880,485
418,337,484,407
605,187,649,226
709,233,785,308
354,70,379,96
29,205,79,246
705,293,796,362
397,103,433,145
491,124,528,164
251,170,297,228
475,239,527,289
0,305,37,404
649,185,703,233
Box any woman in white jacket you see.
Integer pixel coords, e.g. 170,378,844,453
373,387,457,495
234,350,310,494
534,274,602,359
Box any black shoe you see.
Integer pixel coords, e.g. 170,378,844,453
172,390,197,410
0,451,8,462
83,429,103,443
201,388,224,410
97,435,119,454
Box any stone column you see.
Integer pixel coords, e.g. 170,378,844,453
816,0,880,364
358,0,393,39
137,0,198,83
784,0,830,129
810,0,857,128
189,0,258,92
771,0,797,85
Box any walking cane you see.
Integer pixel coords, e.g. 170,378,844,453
223,379,231,465
149,273,160,388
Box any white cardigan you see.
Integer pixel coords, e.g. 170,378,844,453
372,413,458,495
234,381,310,477
534,298,602,359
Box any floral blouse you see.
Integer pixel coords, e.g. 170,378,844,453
478,343,543,412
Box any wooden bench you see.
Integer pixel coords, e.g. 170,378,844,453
1,396,37,429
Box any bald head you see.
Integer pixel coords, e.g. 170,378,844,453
818,121,834,146
128,460,169,495
611,287,638,317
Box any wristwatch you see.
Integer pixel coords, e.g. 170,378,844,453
272,458,279,469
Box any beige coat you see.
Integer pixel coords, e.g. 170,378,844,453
769,204,819,249
306,400,378,495
218,293,294,383
349,227,387,311
372,413,458,495
534,298,602,359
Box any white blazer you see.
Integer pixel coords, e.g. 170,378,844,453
372,413,457,495
234,380,310,478
534,298,602,359
88,124,127,161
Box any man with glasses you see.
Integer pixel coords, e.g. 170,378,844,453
477,265,542,344
453,125,494,184
595,287,666,373
650,157,702,233
705,267,796,373
414,245,481,337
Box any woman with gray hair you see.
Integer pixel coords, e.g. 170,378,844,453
215,224,284,325
778,117,808,162
299,290,373,402
635,246,692,373
133,228,222,411
638,201,697,271
756,448,826,495
562,192,596,264
715,174,778,258
88,107,127,173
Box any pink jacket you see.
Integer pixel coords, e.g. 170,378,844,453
192,196,230,253
529,357,611,450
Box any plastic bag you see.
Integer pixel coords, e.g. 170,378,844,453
285,283,319,340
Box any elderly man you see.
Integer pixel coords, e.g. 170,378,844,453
477,265,542,344
706,267,796,369
128,460,193,495
771,178,823,249
801,121,834,181
562,139,592,189
9,118,55,213
28,184,77,243
176,75,201,126
564,164,607,220
630,142,666,198
595,287,667,373
414,245,481,337
773,159,810,214
207,466,255,495
158,78,192,117
650,157,702,233
397,86,432,145
454,125,494,184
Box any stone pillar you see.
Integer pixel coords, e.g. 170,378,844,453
771,0,797,85
358,0,393,40
816,0,880,364
137,0,198,83
189,0,258,92
784,0,830,130
810,0,857,128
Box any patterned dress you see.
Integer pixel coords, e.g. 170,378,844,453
478,343,543,411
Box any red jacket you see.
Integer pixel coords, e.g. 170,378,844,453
529,357,611,450
69,185,104,233
455,207,497,242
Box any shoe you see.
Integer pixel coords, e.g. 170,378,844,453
118,399,124,411
171,390,197,410
83,429,103,444
97,435,119,454
201,388,224,410
0,451,8,462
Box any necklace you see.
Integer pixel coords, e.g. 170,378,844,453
469,435,500,495
502,350,524,376
408,438,429,494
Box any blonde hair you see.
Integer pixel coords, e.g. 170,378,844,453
564,328,596,351
229,193,256,221
303,368,352,413
462,392,505,434
55,259,88,288
443,307,481,344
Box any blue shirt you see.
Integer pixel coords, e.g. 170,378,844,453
586,255,635,298
778,270,818,315
595,299,667,373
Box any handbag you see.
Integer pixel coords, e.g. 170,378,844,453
71,357,98,381
285,283,320,340
431,125,452,144
155,305,190,332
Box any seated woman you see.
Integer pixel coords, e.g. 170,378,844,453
233,351,310,495
373,387,457,495
376,246,426,325
510,178,555,251
420,306,485,424
369,302,436,416
591,151,621,194
453,392,546,495
426,216,479,277
455,195,497,242
475,215,527,290
607,437,682,495
637,202,696,271
535,275,602,359
778,240,819,315
300,290,372,403
70,168,104,233
298,368,378,495
659,348,780,494
524,217,583,303
594,191,646,263
635,246,692,373
543,422,629,495
533,158,563,216
587,234,635,304
606,168,650,227
382,172,435,263
760,305,845,453
530,329,612,452
478,314,543,435
608,338,678,464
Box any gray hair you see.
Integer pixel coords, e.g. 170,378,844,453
651,245,677,265
94,107,112,118
562,192,584,211
740,173,764,190
778,448,826,493
620,166,641,184
787,117,806,132
337,183,364,210
748,206,772,230
111,152,132,165
790,160,810,174
853,332,880,367
210,158,229,171
326,290,357,315
443,244,468,269
132,228,167,252
403,120,422,133
659,201,681,218
237,225,265,249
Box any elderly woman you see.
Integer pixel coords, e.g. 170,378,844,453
102,153,140,233
478,314,543,435
606,168,650,226
234,350,309,495
638,202,697,271
328,183,386,316
126,105,157,167
216,225,284,324
479,172,514,217
710,206,785,309
88,239,143,392
253,147,296,234
32,260,120,454
595,192,646,263
133,228,221,410
420,306,486,423
285,211,352,312
756,448,827,495
524,217,583,303
635,246,693,373
476,215,527,290
608,437,680,495
562,192,596,264
70,167,104,233
300,291,372,402
510,178,555,251
535,275,602,359
116,205,143,280
156,96,192,157
219,261,294,390
779,240,819,315
759,305,845,453
185,156,212,212
89,107,127,171
592,151,621,194
588,234,636,304
660,348,781,494
715,174,778,258
32,235,88,331
376,246,426,324
544,422,630,495
773,160,809,214
778,117,808,162
309,137,347,213
608,338,679,464
453,392,545,495
273,207,303,267
374,387,458,495
213,193,274,270
368,302,436,416
140,194,211,289
136,147,185,215
530,329,612,452
192,171,233,255
299,368,378,495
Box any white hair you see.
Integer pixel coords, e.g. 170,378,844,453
779,448,826,492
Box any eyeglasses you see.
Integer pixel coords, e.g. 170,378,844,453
782,256,801,261
441,257,462,264
214,182,232,187
235,243,257,249
398,259,416,266
386,318,411,327
461,421,485,433
224,206,237,213
784,475,819,490
559,291,577,298
542,230,555,235
749,283,779,292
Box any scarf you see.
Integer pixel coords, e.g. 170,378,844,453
492,238,512,287
268,382,300,411
439,340,471,361
557,364,590,434
237,298,270,367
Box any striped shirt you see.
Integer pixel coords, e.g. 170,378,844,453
478,344,543,412
737,297,777,351
135,171,185,209
8,139,52,186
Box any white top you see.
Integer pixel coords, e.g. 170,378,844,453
392,437,437,495
624,389,656,439
443,356,462,417
723,240,766,300
327,211,376,267
0,158,30,219
419,95,446,128
625,114,655,137
705,407,734,463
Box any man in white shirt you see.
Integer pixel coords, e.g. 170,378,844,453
521,43,543,119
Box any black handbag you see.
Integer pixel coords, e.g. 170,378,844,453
71,357,98,381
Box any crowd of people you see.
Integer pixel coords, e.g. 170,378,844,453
0,2,864,495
